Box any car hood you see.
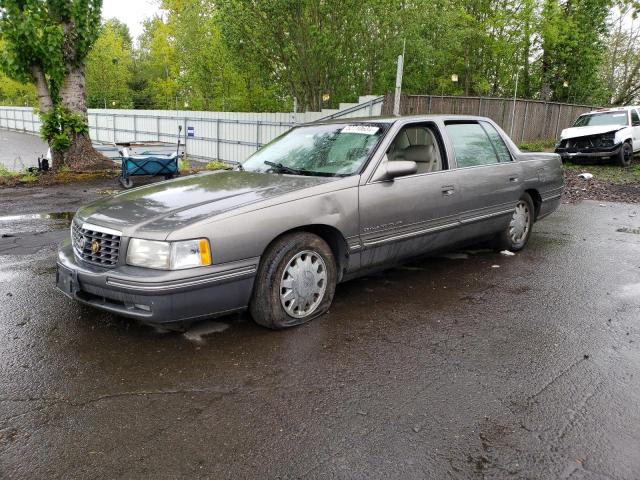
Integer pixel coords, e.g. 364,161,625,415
560,125,625,140
77,171,337,237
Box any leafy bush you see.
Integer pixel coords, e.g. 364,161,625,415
205,161,230,171
40,107,89,152
0,165,17,178
178,158,190,171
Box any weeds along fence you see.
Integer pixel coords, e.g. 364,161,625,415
0,97,384,163
382,93,598,143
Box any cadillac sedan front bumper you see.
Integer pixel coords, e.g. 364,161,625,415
56,241,258,326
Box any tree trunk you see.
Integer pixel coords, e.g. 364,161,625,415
30,65,53,113
59,65,89,118
56,65,112,171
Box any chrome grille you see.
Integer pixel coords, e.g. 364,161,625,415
71,222,121,267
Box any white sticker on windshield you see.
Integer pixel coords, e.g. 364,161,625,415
612,113,626,117
341,125,380,135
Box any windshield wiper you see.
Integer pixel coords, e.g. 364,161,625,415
263,161,305,175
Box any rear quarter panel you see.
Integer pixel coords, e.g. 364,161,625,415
516,151,564,218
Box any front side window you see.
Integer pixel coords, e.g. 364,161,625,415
445,122,499,168
242,123,385,177
386,124,446,174
632,110,640,126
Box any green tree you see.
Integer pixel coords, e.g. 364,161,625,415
0,71,36,106
600,3,640,104
0,0,107,169
86,19,134,108
219,0,374,111
136,16,180,109
163,0,244,111
538,0,611,103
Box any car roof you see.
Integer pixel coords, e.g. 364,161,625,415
583,106,639,115
303,114,492,126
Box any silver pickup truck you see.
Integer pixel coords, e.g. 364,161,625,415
57,115,563,329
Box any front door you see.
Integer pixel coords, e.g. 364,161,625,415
358,122,463,267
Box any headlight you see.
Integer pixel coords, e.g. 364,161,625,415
126,238,211,270
600,132,616,147
170,239,211,270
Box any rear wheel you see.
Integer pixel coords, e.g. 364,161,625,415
250,232,337,329
617,142,633,167
494,193,534,252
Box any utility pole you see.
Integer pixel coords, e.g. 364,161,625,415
393,39,406,117
510,69,520,137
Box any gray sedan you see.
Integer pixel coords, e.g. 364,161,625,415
56,115,563,329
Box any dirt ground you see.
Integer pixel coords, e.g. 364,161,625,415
563,158,640,204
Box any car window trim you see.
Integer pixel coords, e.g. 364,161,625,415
479,121,513,162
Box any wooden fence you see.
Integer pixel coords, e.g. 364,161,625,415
382,93,598,143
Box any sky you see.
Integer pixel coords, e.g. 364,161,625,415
101,0,161,41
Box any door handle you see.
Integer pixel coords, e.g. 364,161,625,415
441,185,455,196
509,176,519,183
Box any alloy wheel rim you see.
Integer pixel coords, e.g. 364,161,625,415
280,250,327,318
509,201,531,244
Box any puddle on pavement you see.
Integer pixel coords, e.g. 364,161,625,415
617,227,640,235
182,321,230,342
0,212,75,224
0,270,19,282
618,283,640,299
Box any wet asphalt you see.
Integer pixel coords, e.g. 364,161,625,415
0,193,639,479
0,130,48,171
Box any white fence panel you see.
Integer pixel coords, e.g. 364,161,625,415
0,96,384,163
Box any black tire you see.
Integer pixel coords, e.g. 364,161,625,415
119,177,134,189
249,232,337,329
494,193,535,252
617,142,633,167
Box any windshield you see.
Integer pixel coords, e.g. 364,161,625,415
242,123,386,176
573,111,629,128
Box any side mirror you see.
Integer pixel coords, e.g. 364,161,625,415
385,160,417,180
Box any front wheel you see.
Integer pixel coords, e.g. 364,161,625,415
250,232,337,329
494,193,534,252
617,142,633,167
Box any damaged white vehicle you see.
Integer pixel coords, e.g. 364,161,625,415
555,106,640,166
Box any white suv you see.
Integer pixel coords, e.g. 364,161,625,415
555,106,640,166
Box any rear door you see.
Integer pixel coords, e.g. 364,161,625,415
444,120,522,238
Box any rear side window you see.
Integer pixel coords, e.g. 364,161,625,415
481,121,512,162
445,122,499,168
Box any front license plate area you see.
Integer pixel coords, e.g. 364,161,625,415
56,264,78,298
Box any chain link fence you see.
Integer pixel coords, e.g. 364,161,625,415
382,93,598,143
